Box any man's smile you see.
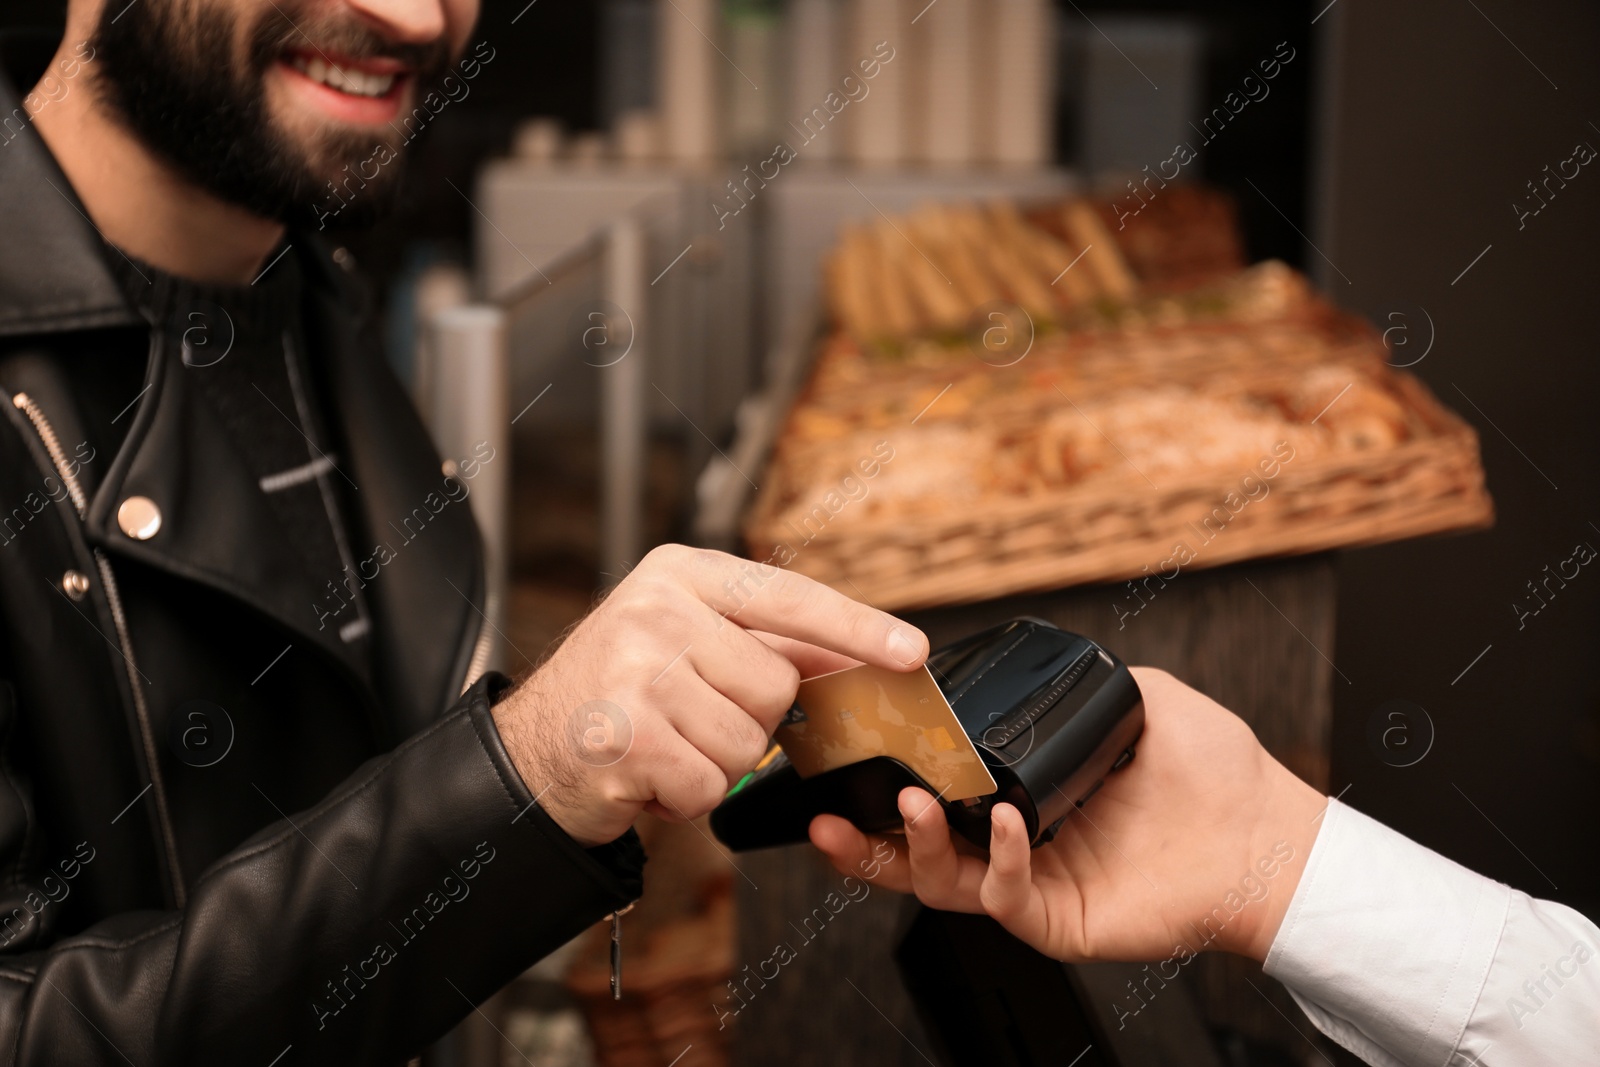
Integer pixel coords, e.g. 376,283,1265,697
276,47,412,124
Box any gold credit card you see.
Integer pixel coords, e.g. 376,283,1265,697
776,664,997,802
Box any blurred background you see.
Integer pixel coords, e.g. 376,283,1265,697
3,1,1596,1065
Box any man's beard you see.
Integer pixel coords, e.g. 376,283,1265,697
88,0,451,229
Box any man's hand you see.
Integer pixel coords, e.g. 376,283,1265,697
809,667,1326,963
492,545,929,847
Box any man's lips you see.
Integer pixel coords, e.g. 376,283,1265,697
286,47,411,77
275,48,413,124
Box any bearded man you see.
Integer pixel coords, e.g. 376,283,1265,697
0,2,931,1062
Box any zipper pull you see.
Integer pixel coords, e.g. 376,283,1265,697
609,901,637,1001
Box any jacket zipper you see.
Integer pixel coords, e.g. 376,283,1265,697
461,616,493,695
608,900,637,1000
11,391,188,907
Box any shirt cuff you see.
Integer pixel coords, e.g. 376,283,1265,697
1263,796,1509,1067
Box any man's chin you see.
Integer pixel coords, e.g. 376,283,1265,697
256,117,409,230
290,162,406,231
262,77,414,202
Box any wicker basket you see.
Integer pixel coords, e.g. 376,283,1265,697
743,309,1492,613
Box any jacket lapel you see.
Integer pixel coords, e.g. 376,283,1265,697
0,33,485,734
77,291,386,701
300,248,485,735
81,243,486,737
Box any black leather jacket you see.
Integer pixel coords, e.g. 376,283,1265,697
0,33,641,1065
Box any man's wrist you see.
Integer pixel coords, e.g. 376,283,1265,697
1229,761,1328,963
488,678,595,845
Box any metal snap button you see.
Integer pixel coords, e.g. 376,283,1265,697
116,496,162,540
61,570,90,600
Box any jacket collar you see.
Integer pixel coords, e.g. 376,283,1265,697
0,32,143,338
0,32,486,732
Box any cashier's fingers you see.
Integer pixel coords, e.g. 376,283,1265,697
807,816,915,894
977,804,1054,952
898,788,989,913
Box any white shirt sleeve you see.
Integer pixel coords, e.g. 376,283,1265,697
1262,797,1600,1067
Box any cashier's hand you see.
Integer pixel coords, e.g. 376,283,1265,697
492,545,928,847
810,668,1326,964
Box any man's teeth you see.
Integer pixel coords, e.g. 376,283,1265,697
289,56,396,99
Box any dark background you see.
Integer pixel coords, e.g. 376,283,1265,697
1314,0,1600,918
3,0,1594,921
